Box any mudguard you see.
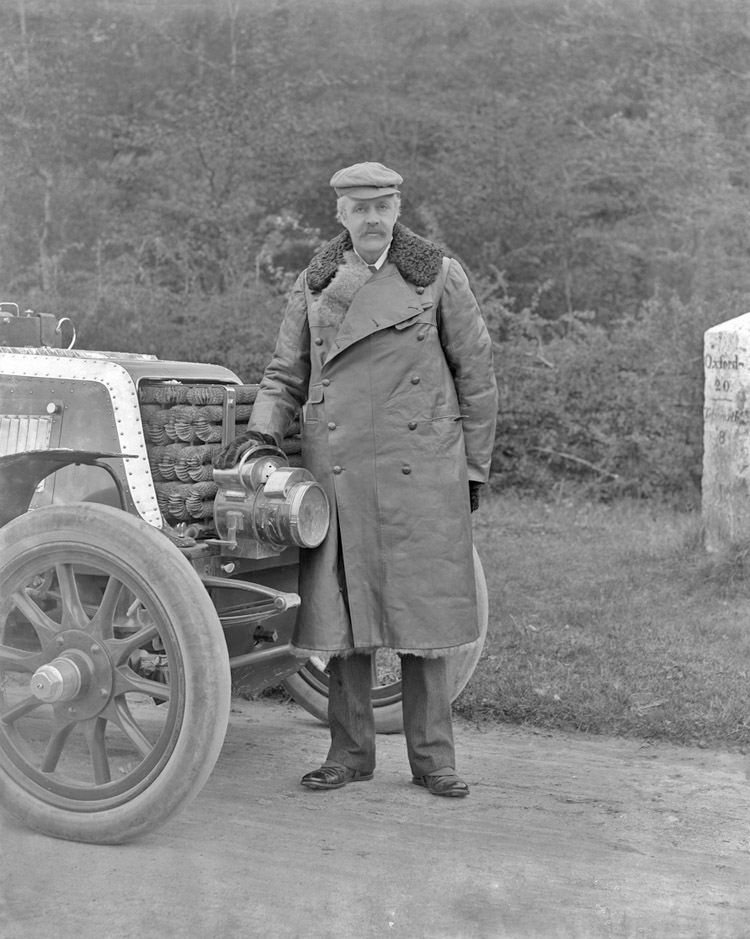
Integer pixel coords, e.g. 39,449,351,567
0,449,127,528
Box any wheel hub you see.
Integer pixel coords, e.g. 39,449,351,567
29,630,115,719
30,657,83,703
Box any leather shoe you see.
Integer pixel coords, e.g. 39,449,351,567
300,764,374,790
411,772,470,797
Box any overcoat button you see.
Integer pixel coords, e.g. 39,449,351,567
314,337,323,346
327,422,336,430
333,465,342,474
417,334,425,341
322,378,331,386
416,286,425,295
411,376,420,384
408,421,417,430
402,465,412,475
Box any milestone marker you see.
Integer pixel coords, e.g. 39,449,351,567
702,313,750,551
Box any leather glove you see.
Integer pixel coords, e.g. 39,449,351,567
469,481,482,513
212,430,276,470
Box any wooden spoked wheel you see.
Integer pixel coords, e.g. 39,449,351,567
0,504,230,843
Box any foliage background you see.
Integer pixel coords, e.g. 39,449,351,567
3,0,750,502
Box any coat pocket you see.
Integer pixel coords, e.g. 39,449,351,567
393,313,425,331
394,299,435,332
427,413,463,460
303,383,324,422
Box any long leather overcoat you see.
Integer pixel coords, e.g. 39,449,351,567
249,225,498,657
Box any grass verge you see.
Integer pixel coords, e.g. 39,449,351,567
461,493,750,751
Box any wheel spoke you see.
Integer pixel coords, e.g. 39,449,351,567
0,643,44,672
40,717,76,773
10,589,60,644
370,656,379,689
113,667,171,702
105,698,153,758
107,624,160,667
0,693,44,725
90,576,124,641
83,718,111,784
55,563,90,630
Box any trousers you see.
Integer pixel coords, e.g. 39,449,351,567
325,652,456,777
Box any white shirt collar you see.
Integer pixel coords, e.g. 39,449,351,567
355,240,392,270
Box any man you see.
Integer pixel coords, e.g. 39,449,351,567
215,162,497,797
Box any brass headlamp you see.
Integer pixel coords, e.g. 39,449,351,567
212,445,329,558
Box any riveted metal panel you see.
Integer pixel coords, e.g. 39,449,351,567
0,354,161,528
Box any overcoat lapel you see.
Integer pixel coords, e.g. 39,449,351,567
324,263,424,366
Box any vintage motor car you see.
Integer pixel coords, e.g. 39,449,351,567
0,302,488,843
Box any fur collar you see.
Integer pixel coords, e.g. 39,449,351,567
309,252,371,328
306,222,444,292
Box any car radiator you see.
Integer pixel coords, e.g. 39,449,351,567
138,382,301,533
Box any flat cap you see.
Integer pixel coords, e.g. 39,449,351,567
330,162,403,199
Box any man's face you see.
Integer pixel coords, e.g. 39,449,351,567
340,195,399,264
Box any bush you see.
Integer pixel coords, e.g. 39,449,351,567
75,281,285,384
484,287,720,503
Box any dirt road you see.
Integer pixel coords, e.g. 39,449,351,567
1,697,748,939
